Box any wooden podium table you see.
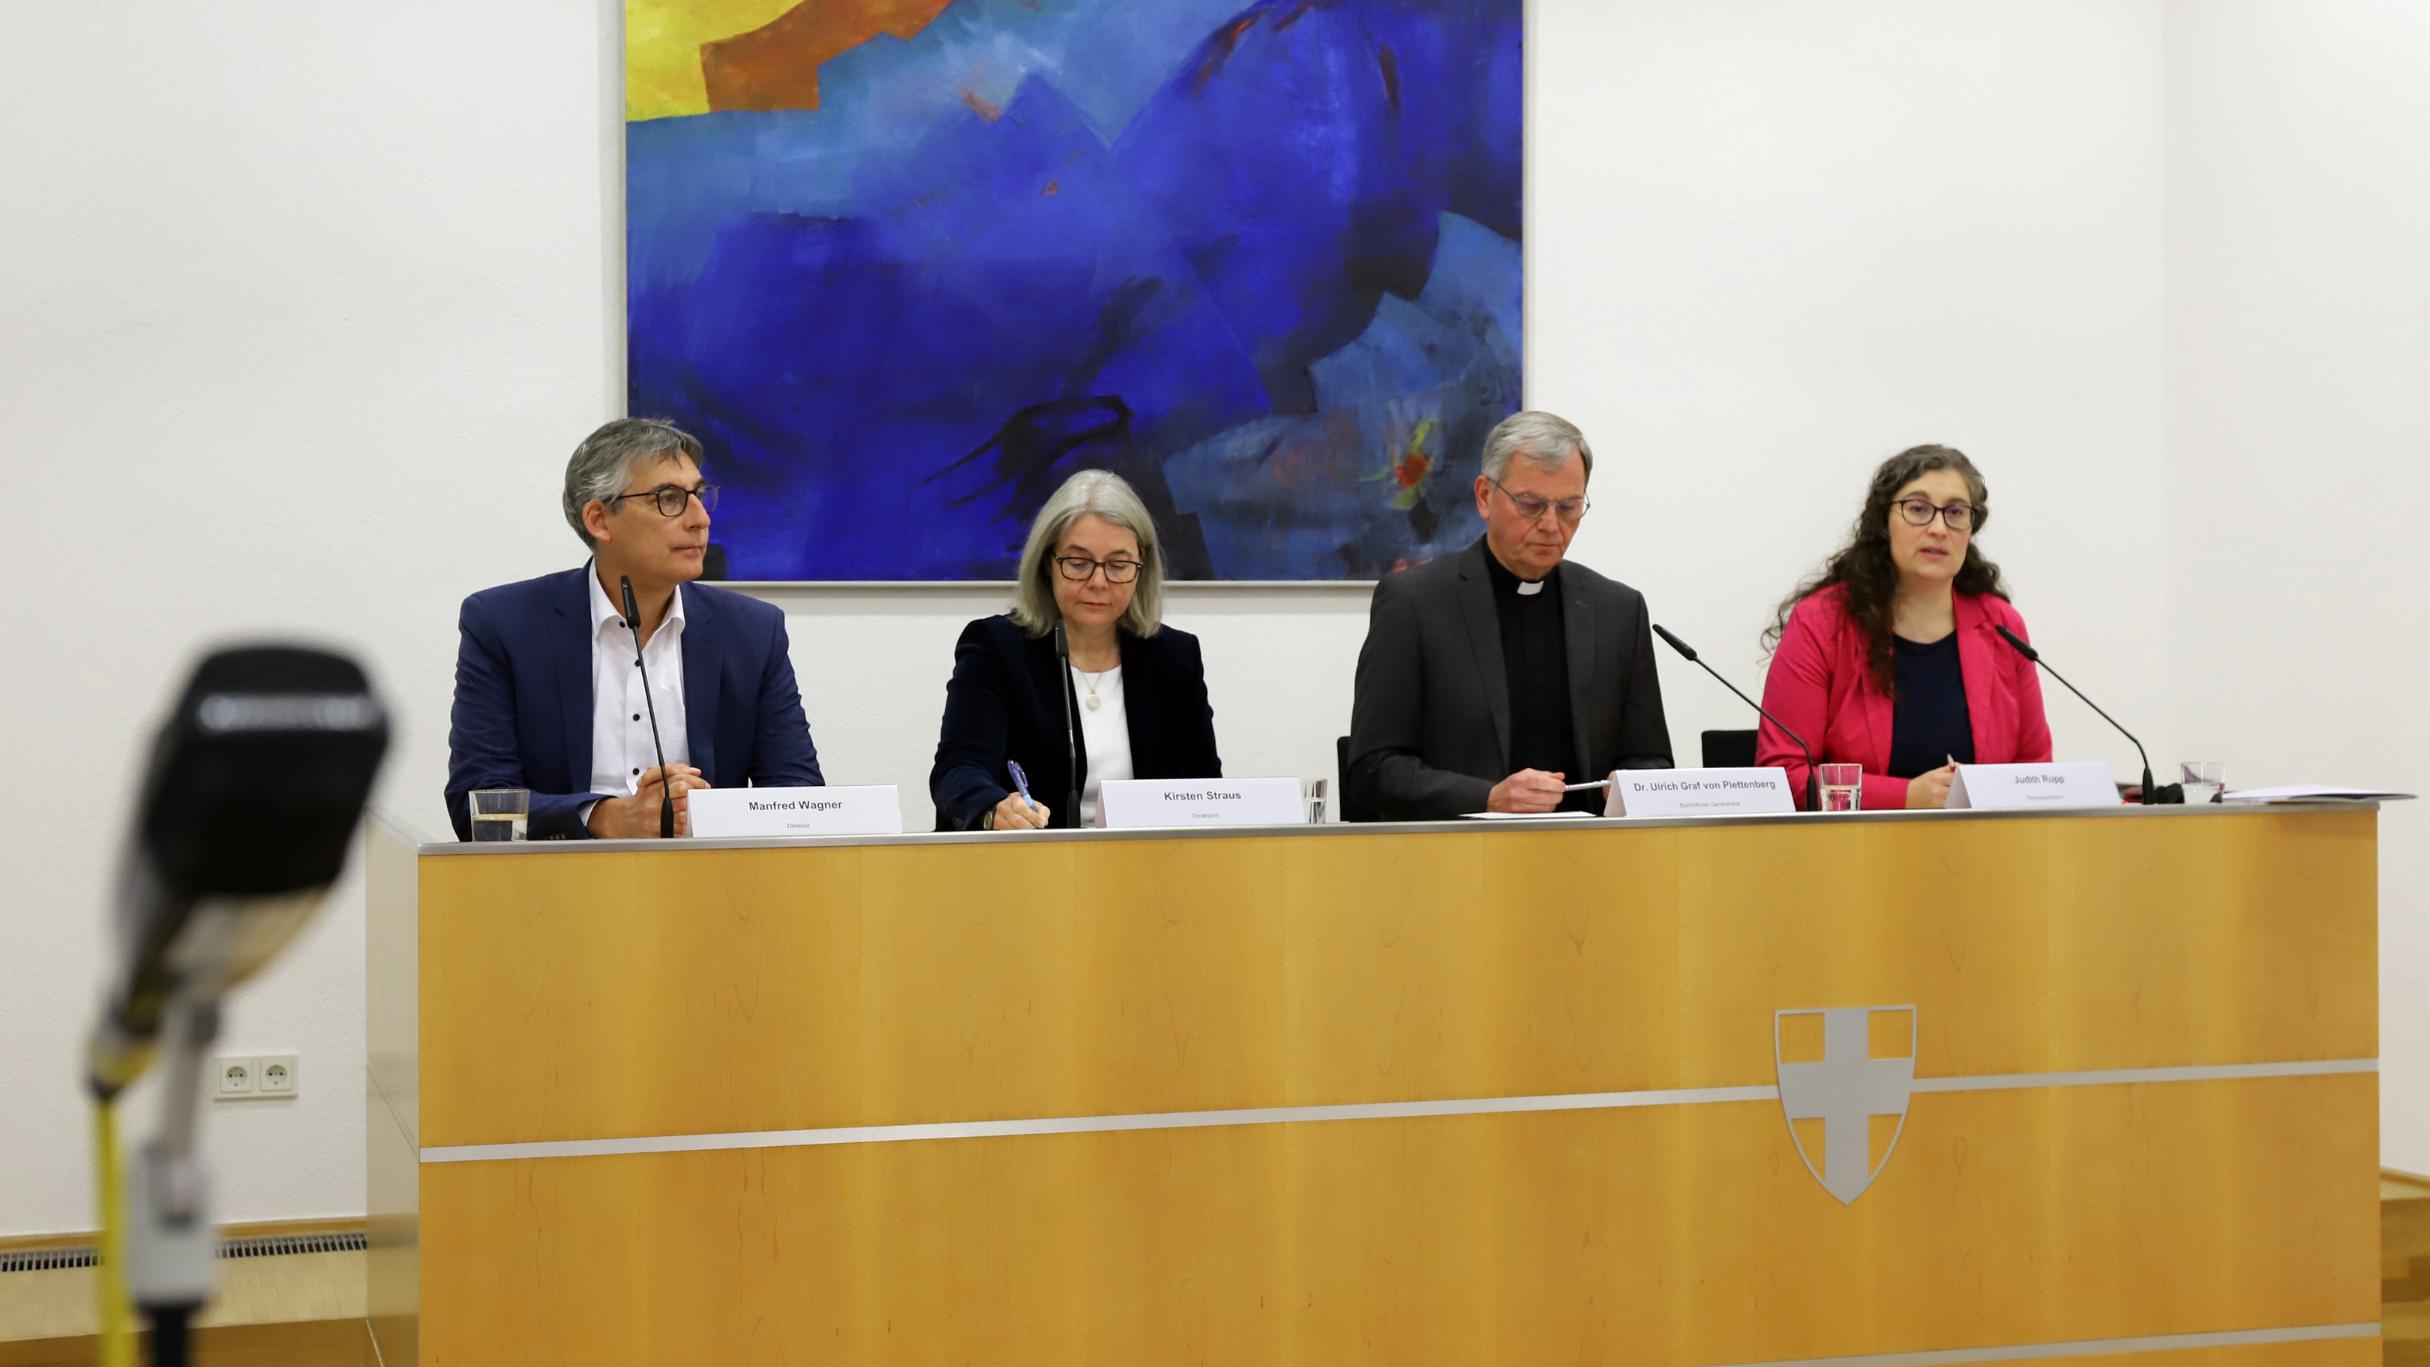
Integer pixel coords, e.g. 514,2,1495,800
367,805,2381,1365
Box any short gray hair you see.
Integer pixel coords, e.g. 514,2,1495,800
561,418,706,548
1009,469,1166,638
1480,410,1594,484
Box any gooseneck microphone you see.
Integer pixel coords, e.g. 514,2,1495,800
619,575,677,838
1992,624,2177,804
1052,621,1080,829
1651,624,1821,813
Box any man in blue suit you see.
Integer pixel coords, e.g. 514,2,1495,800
444,419,822,839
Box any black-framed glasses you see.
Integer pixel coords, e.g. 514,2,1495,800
1488,477,1590,524
1054,555,1142,584
609,483,719,518
1894,496,1980,532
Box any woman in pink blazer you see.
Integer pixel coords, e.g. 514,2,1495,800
1757,445,2051,810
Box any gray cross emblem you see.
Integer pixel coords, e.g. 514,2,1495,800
1774,1006,1918,1204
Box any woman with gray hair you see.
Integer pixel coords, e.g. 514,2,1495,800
931,469,1222,830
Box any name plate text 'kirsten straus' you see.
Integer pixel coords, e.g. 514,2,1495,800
1100,777,1305,829
1604,768,1796,818
687,785,904,838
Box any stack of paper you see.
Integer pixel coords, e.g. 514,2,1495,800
2219,784,2417,803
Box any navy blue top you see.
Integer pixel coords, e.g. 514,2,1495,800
1887,632,1975,780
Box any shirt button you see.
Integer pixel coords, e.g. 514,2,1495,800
632,768,641,777
632,713,641,721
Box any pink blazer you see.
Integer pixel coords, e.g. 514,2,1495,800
1756,585,2052,810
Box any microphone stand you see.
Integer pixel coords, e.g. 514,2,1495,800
1053,623,1080,829
124,922,237,1367
1652,625,1821,812
621,576,677,837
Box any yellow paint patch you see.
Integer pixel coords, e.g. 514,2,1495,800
626,0,801,122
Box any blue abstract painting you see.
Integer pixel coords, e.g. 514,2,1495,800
626,0,1522,581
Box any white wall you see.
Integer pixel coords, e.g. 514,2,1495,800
5,0,2406,1236
2162,0,2430,1166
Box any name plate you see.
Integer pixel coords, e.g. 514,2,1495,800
687,785,903,838
1946,762,2118,811
1101,777,1305,829
1604,768,1796,818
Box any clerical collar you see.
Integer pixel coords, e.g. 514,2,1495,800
1482,546,1557,598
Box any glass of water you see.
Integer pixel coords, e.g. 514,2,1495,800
1304,777,1330,825
2180,761,2225,805
469,788,530,841
1817,763,1863,813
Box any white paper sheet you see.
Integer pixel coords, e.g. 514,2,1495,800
2219,784,2416,803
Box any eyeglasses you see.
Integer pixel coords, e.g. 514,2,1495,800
609,483,719,518
1894,497,1981,532
1488,477,1590,524
1054,555,1142,584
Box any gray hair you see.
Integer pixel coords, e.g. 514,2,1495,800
1480,410,1594,484
561,418,706,548
1009,469,1166,638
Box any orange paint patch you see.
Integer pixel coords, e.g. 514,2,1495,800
962,88,1003,121
1192,12,1264,90
702,0,958,114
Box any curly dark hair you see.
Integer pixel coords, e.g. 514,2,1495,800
1764,444,2009,701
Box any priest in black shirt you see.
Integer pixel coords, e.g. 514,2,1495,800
1346,411,1673,819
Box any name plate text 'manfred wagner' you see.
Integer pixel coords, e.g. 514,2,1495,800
687,785,904,838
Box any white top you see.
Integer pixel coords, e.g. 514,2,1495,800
585,570,691,813
1072,663,1133,828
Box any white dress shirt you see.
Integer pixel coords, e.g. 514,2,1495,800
1072,664,1132,828
586,570,691,813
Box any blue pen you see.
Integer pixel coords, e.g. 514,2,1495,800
1006,760,1035,809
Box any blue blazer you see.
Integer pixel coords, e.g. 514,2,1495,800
444,566,822,839
929,614,1221,831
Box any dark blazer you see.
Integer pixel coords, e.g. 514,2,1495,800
1346,540,1672,820
930,614,1222,831
444,566,822,840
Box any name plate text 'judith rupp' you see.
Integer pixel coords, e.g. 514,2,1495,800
1604,768,1796,818
1100,777,1305,829
687,785,903,837
1946,762,2119,811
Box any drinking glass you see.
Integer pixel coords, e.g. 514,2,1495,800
468,788,530,841
1817,763,1862,813
2180,761,2225,805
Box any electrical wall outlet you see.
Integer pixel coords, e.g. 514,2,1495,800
256,1054,299,1098
212,1053,300,1100
214,1056,255,1098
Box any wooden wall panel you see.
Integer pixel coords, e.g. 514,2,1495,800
417,1075,2375,1367
415,812,2374,1147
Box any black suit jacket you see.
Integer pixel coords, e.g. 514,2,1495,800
1346,540,1672,820
930,614,1223,830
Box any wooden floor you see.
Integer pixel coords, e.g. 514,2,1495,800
0,1249,368,1367
0,1185,2420,1365
2391,1170,2430,1366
